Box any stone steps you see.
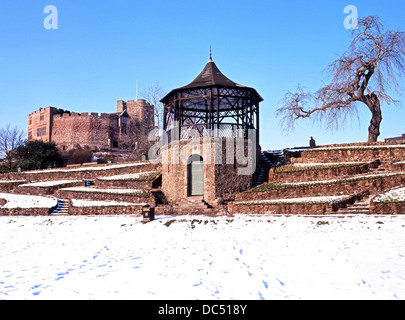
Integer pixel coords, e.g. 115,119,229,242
51,199,70,215
150,189,168,205
326,197,371,215
172,196,219,215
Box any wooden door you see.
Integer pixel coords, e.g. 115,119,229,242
188,156,204,196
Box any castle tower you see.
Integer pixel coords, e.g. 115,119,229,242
117,99,154,132
27,107,60,143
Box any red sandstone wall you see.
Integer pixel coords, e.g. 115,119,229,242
235,174,405,202
28,99,155,154
15,181,84,196
268,163,374,184
51,113,118,151
228,203,332,215
27,107,60,143
370,201,405,215
56,189,155,206
0,207,55,216
161,138,254,206
69,204,144,215
289,147,405,164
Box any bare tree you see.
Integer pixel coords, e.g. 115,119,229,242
141,81,165,129
0,124,25,171
277,16,405,142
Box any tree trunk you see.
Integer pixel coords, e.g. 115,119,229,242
365,93,382,143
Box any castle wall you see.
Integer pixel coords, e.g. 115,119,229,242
28,99,155,155
51,112,119,151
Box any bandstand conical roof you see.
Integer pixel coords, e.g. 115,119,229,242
161,57,263,103
180,58,239,89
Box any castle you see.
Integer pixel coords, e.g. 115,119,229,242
4,56,402,218
27,99,155,156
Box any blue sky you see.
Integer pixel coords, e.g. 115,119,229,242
0,0,404,150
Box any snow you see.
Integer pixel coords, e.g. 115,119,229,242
1,214,404,300
61,186,146,195
71,199,147,207
293,162,365,167
98,171,159,181
19,162,150,174
18,180,81,187
0,193,57,209
374,187,405,203
0,180,26,184
234,195,350,205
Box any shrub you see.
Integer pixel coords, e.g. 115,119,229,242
68,148,93,165
15,141,58,170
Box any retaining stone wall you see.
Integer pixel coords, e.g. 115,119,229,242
236,174,405,201
289,147,405,164
56,189,154,206
370,201,405,215
0,207,54,216
228,202,332,215
269,163,373,183
1,163,159,182
69,204,144,215
0,181,27,192
15,181,85,196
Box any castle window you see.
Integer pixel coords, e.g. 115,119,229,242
40,115,45,121
37,127,46,137
28,131,32,140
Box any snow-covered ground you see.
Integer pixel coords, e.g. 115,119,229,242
374,187,405,203
0,193,57,209
1,214,405,300
98,171,159,181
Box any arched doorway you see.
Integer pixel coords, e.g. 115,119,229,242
187,154,204,196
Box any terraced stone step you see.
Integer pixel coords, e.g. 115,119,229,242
269,161,379,184
56,186,154,206
172,197,219,215
228,195,353,215
238,172,405,202
288,144,405,164
51,199,70,215
95,171,161,189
